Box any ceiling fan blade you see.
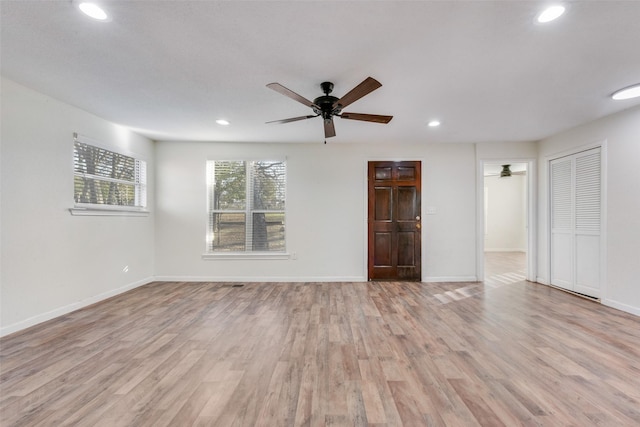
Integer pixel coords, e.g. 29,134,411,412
266,115,318,124
266,83,318,109
324,118,336,138
333,77,382,109
340,112,393,124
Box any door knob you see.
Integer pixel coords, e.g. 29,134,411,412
416,223,421,229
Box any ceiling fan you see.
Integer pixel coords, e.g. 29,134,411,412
484,164,527,178
266,77,393,139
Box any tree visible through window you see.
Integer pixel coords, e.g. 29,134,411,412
207,160,286,253
73,135,147,209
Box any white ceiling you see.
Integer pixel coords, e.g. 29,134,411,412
2,1,640,144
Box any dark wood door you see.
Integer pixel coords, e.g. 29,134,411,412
368,161,421,281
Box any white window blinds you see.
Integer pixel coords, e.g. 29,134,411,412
73,134,147,209
207,160,286,253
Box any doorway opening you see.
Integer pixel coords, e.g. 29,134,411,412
482,162,528,287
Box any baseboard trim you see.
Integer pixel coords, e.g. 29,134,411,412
0,277,154,338
152,275,368,283
536,280,638,317
423,276,478,283
601,299,640,316
155,276,480,284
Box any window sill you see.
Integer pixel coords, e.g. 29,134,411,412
202,252,290,260
69,207,150,217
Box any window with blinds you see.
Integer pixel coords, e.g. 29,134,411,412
73,135,147,209
206,160,286,253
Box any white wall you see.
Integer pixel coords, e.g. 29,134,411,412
484,174,527,251
537,105,640,316
0,78,155,336
154,141,478,282
476,141,538,160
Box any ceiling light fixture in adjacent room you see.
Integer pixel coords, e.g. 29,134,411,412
537,5,565,23
611,84,640,100
216,119,230,126
78,2,108,21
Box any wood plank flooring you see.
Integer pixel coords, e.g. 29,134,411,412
1,280,640,426
484,251,526,287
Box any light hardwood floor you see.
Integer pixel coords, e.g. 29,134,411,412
484,251,526,287
1,279,639,426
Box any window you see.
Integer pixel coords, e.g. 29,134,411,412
206,160,286,254
72,133,147,213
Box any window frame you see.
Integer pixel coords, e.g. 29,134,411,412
69,133,149,217
203,159,289,259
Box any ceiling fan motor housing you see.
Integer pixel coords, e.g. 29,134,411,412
313,82,342,120
313,95,341,118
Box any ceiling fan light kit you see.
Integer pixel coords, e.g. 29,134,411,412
500,164,512,178
266,77,393,140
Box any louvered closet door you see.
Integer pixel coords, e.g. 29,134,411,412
574,149,601,296
550,147,601,298
550,158,574,290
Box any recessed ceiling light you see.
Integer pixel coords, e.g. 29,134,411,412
537,5,565,23
428,120,440,127
78,2,108,21
612,84,640,100
216,119,230,126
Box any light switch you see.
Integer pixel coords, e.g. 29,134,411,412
426,207,437,215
